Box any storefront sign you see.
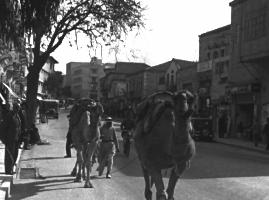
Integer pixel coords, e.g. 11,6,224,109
197,61,212,72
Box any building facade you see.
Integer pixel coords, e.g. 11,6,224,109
229,0,269,141
199,25,231,138
37,56,58,98
100,62,148,117
69,57,104,99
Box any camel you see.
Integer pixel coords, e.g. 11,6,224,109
134,90,196,200
71,101,103,188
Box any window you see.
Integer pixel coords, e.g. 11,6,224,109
171,75,174,86
213,51,219,59
159,76,165,84
166,74,170,86
244,8,266,41
91,77,97,83
220,49,225,57
207,52,211,60
215,62,225,75
73,77,82,83
74,69,82,75
73,84,82,90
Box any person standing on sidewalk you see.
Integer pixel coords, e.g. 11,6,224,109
263,117,269,150
2,102,22,174
64,101,80,158
97,117,119,179
253,119,260,147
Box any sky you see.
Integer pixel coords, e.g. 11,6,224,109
52,0,232,74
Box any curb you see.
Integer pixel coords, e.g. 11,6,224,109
0,145,24,200
215,140,269,155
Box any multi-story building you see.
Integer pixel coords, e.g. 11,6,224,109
177,62,198,93
229,0,269,140
199,25,231,138
126,58,196,104
100,62,148,117
37,56,58,98
68,57,105,99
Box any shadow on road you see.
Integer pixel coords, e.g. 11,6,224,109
21,156,67,162
11,178,76,200
113,140,269,180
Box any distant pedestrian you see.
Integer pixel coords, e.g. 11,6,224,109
64,120,72,158
64,102,80,158
263,117,269,150
253,119,260,147
97,117,119,179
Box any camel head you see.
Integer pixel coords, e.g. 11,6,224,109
88,102,104,126
173,90,195,119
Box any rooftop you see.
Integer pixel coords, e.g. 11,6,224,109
229,0,248,7
199,25,231,38
115,62,149,74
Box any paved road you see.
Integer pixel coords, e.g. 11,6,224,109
12,109,269,200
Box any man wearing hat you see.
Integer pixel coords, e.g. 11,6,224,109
97,116,119,179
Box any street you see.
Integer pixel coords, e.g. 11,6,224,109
11,109,269,200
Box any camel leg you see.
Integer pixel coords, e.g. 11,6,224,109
150,169,167,200
71,161,77,176
142,166,152,200
166,162,187,200
84,142,96,188
74,149,83,182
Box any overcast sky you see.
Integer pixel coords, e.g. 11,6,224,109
52,0,231,73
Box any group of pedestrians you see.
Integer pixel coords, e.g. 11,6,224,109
0,100,42,175
65,99,136,179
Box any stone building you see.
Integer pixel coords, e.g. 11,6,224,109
67,57,104,99
229,0,269,141
100,62,148,117
199,25,231,138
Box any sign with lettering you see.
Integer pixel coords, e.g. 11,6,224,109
197,61,212,72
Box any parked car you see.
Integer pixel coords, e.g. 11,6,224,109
191,117,213,141
40,99,59,119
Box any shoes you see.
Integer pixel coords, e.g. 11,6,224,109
106,173,111,179
64,155,71,158
23,145,31,150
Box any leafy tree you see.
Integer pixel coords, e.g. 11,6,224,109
61,86,71,98
43,71,63,98
18,0,145,126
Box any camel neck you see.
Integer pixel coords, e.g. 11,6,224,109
174,114,191,143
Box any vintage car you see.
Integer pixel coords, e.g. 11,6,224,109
40,99,59,119
191,116,213,141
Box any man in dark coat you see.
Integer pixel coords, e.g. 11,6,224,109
263,117,269,150
2,102,22,174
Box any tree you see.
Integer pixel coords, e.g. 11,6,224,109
18,0,145,127
43,71,63,98
61,86,71,98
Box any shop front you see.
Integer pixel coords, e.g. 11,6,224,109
230,83,261,142
212,95,231,139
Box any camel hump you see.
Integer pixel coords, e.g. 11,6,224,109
135,91,175,122
135,96,174,138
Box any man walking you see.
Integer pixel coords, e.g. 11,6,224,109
97,117,119,179
263,117,269,150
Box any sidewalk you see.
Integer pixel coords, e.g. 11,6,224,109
215,137,268,154
0,143,23,200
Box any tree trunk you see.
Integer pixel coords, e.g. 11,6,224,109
26,64,40,129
